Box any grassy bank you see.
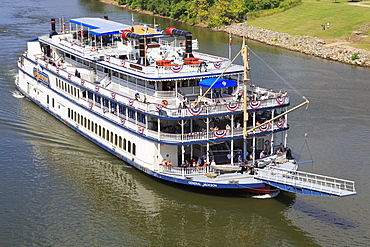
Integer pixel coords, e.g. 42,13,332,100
247,0,370,50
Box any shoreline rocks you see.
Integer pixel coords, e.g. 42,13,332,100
97,0,370,67
223,23,370,67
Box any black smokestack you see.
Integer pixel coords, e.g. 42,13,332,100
49,18,58,38
137,38,149,66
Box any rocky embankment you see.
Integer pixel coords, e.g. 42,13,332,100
223,23,370,67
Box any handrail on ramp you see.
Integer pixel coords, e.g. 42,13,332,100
255,167,356,197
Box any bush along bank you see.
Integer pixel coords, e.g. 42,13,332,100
223,23,370,67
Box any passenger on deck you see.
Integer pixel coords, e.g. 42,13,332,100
161,159,167,166
226,124,231,130
260,150,266,159
135,92,140,100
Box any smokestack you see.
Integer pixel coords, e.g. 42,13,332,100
165,27,193,59
49,18,58,38
137,38,149,66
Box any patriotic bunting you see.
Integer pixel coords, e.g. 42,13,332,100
186,132,200,136
249,101,261,109
276,97,286,105
170,65,183,73
259,124,270,132
120,118,125,125
155,104,162,112
226,103,240,112
188,107,203,116
95,86,99,92
121,60,125,67
80,79,85,86
276,121,285,129
111,92,116,99
128,99,134,106
213,62,222,69
213,130,228,138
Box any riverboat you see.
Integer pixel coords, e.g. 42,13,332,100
16,17,356,197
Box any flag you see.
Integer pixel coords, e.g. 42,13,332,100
229,34,232,46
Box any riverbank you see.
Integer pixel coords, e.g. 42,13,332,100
222,23,370,67
97,0,370,67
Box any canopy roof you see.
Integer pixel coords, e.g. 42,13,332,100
199,78,238,89
70,18,131,36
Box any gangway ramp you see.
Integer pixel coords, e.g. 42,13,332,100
255,167,356,197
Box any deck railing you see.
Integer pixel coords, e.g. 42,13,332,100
28,52,290,121
159,165,212,176
255,167,356,196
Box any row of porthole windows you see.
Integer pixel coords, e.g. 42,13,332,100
67,108,136,156
56,78,80,98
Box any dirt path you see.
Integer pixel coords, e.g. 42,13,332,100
345,1,370,7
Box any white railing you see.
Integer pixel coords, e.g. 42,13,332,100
255,167,356,196
29,54,290,121
159,165,212,176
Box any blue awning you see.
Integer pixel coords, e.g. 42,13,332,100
70,18,131,36
199,78,238,89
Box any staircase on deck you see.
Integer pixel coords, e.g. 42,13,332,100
255,167,356,197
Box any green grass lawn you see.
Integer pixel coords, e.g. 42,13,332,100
247,0,370,47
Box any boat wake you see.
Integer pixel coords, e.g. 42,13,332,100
12,90,24,99
252,190,280,199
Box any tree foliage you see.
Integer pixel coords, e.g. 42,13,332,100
117,0,301,27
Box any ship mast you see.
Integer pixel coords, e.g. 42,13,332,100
242,39,250,162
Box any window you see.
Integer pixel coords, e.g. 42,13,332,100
123,138,126,151
128,141,131,153
132,143,136,156
119,136,122,148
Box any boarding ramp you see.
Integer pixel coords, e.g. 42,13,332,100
255,167,356,197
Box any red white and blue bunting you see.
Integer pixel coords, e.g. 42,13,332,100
95,86,99,92
105,55,110,62
68,73,71,80
276,120,285,129
138,126,144,134
121,60,125,67
213,129,228,138
120,118,125,125
226,103,240,112
186,132,200,136
88,103,93,110
188,107,203,116
45,62,48,68
249,101,261,109
56,68,59,74
259,124,270,132
111,92,116,99
170,65,183,73
155,104,162,112
276,97,286,105
128,99,134,106
80,79,85,86
213,62,222,69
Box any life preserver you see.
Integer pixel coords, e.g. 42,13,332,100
162,100,168,106
91,47,97,52
265,140,270,146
